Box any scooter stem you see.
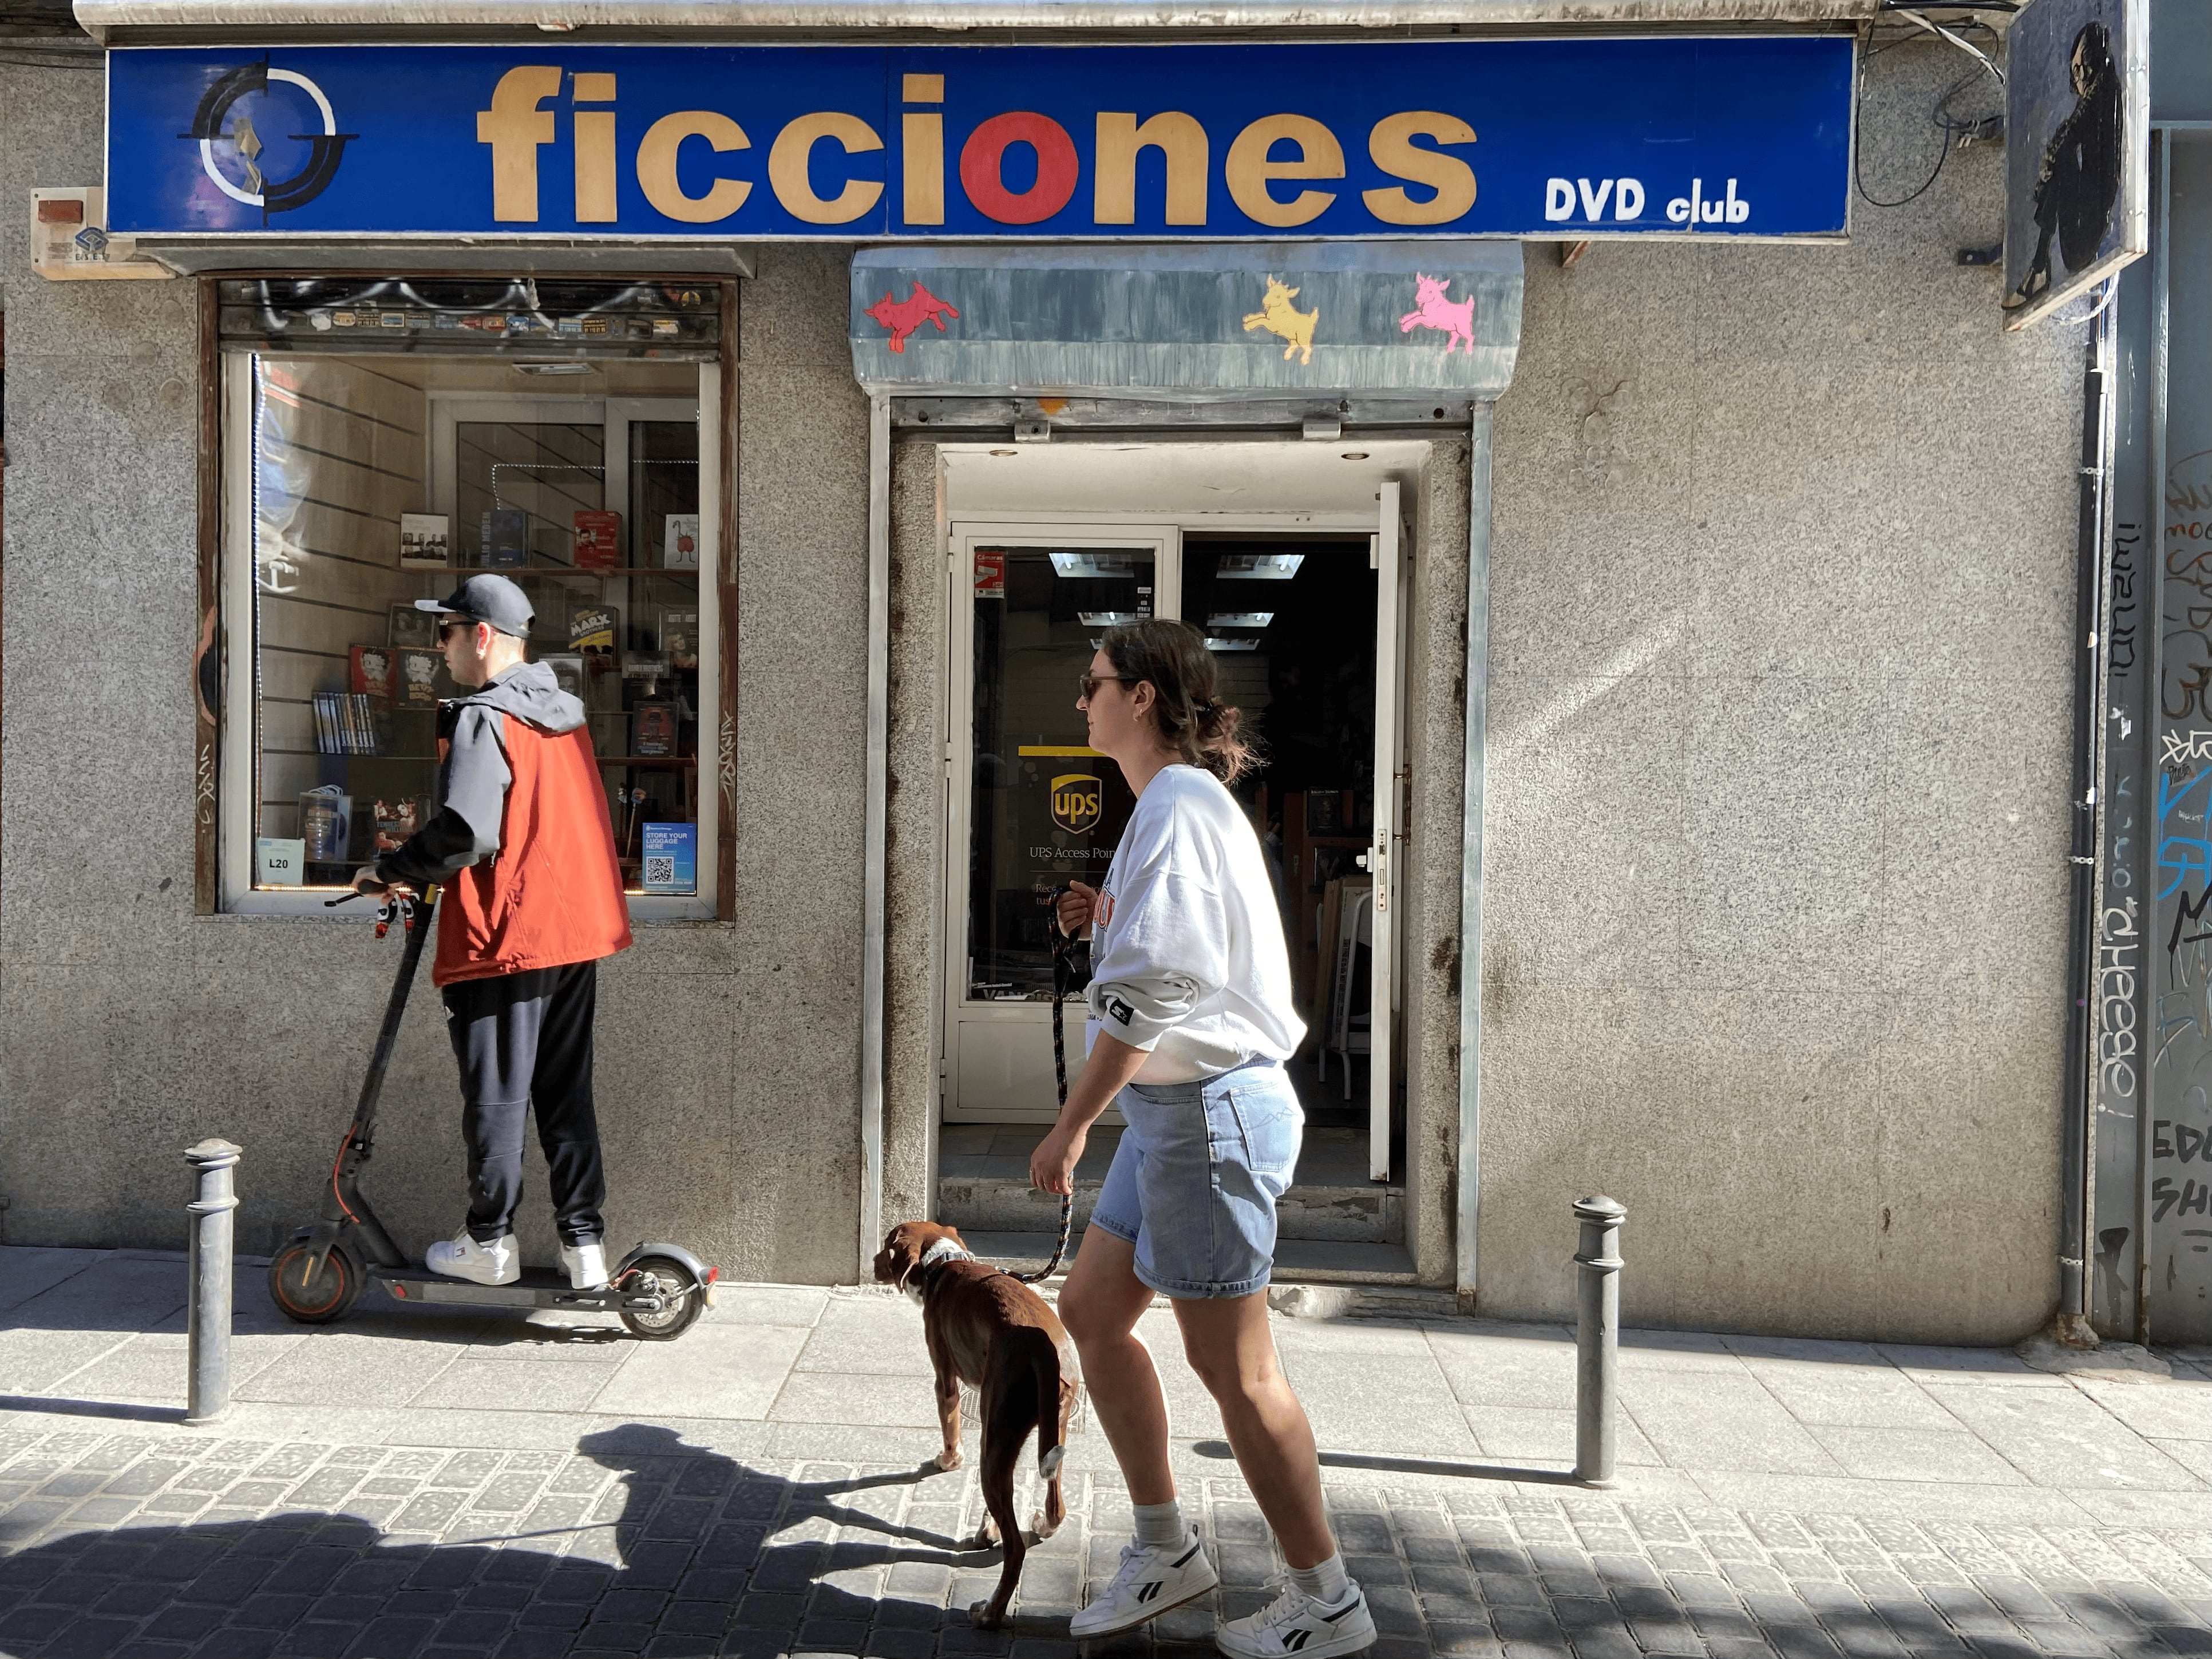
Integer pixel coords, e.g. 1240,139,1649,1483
349,888,439,1146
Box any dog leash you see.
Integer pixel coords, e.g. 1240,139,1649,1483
1005,888,1084,1285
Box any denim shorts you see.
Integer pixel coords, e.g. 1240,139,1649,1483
1087,1060,1304,1299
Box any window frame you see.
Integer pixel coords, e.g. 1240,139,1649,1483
212,328,726,922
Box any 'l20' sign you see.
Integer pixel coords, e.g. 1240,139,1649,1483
107,38,1854,241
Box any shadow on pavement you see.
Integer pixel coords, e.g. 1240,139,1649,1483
1190,1439,1580,1487
0,1425,1087,1659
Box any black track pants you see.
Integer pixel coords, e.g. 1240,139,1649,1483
442,960,606,1246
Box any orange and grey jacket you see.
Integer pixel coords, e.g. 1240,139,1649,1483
374,661,632,987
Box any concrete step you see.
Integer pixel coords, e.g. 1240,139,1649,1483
956,1230,1419,1286
937,1173,1403,1243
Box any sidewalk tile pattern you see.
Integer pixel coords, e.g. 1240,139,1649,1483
0,1424,2205,1659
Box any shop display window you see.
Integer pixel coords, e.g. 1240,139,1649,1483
212,278,723,916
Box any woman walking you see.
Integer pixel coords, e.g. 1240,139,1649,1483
1032,619,1374,1659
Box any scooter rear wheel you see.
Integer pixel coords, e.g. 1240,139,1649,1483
616,1254,705,1341
268,1238,364,1325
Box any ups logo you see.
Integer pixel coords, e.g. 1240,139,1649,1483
1051,773,1102,836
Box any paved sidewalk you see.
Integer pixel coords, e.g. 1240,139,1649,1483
0,1246,2206,1659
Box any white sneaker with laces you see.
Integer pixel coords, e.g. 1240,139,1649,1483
1215,1575,1376,1659
424,1230,518,1286
1070,1525,1220,1638
561,1241,610,1290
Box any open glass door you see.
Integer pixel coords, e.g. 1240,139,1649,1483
945,528,1177,1120
943,508,1405,1171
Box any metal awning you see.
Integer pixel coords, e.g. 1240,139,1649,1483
850,240,1522,401
75,0,1873,39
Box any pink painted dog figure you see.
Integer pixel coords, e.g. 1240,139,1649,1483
1399,274,1477,355
866,280,960,353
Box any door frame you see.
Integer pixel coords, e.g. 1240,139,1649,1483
939,504,1406,1136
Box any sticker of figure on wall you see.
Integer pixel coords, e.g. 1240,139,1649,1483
2001,0,2148,330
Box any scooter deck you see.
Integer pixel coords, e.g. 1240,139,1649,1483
366,1261,667,1314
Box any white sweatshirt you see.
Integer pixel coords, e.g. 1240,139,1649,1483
1085,765,1306,1083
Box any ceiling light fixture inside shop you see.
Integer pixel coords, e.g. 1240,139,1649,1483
1214,554,1304,580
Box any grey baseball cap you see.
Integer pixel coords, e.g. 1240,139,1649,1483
416,573,533,639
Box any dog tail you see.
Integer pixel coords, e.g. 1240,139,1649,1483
1033,1343,1067,1480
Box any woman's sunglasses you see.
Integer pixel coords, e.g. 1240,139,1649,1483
1078,672,1134,699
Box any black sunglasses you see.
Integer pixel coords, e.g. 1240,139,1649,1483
1078,672,1135,699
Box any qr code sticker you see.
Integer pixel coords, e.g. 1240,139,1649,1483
644,856,675,886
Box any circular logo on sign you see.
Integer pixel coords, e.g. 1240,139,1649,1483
180,60,356,218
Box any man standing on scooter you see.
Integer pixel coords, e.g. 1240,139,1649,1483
353,573,632,1292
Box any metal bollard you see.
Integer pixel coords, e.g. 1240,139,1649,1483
1572,1195,1626,1487
183,1139,241,1426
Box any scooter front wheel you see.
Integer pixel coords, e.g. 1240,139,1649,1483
616,1254,705,1341
268,1238,364,1325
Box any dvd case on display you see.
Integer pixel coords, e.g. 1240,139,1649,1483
388,603,438,649
573,509,621,571
540,652,586,701
350,645,396,708
632,702,676,757
397,647,444,708
482,509,529,568
663,513,701,569
659,607,701,672
399,513,450,569
569,604,619,669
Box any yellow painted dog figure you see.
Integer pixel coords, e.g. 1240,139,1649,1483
873,1221,1081,1629
1242,275,1319,365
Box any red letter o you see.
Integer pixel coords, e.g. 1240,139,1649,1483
959,112,1079,225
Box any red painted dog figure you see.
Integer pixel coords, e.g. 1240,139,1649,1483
865,281,960,353
873,1221,1079,1629
1399,273,1477,355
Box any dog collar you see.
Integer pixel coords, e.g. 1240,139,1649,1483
919,1238,974,1270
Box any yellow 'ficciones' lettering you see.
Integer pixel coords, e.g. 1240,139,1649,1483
476,65,563,223
1224,114,1343,228
636,111,753,223
769,111,885,225
1094,111,1208,226
572,72,619,224
1363,110,1477,225
902,120,944,226
902,74,945,226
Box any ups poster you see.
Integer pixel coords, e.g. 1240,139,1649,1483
1016,750,1134,900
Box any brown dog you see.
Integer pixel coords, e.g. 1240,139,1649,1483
873,1221,1080,1629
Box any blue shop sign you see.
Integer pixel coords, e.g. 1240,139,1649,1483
107,37,1854,242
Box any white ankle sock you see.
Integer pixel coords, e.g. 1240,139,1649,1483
1290,1553,1351,1605
1131,1499,1186,1547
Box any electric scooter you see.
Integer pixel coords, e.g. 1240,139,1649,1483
268,886,719,1341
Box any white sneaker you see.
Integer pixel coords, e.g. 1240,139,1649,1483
1070,1525,1219,1638
424,1230,518,1285
561,1240,610,1290
1216,1577,1375,1659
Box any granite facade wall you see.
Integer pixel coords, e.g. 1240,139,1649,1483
1475,35,2079,1341
1,33,2084,1339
